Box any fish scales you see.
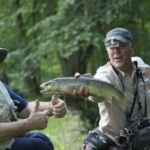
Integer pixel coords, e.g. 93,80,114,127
40,77,133,110
59,77,123,100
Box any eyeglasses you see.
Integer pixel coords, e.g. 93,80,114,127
105,40,129,51
105,40,128,48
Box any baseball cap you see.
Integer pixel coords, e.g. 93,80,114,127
0,48,8,64
104,27,133,43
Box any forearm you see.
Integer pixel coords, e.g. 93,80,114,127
0,119,32,143
0,101,50,143
19,101,53,119
28,101,53,117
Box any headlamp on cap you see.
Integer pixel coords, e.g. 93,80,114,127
105,39,129,49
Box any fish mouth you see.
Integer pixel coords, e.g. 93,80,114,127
40,88,52,94
40,89,46,93
40,89,47,93
40,85,48,93
40,85,55,94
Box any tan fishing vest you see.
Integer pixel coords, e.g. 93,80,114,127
0,81,18,150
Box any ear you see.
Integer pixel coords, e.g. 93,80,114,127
129,42,134,55
131,50,134,55
130,42,134,50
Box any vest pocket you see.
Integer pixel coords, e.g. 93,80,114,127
0,102,10,122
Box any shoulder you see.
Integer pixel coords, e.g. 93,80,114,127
132,57,150,78
132,57,149,68
95,62,112,73
1,81,28,112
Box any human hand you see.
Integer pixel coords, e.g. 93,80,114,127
72,72,89,98
50,94,67,118
74,72,81,78
28,100,49,130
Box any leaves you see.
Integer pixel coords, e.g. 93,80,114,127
0,0,149,98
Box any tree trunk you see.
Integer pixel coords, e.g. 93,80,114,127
57,45,94,76
12,0,41,97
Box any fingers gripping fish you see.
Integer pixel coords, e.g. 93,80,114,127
40,76,133,110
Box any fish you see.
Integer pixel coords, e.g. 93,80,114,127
40,76,133,110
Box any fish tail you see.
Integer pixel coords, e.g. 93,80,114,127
119,92,133,110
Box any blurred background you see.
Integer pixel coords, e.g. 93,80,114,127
0,0,150,149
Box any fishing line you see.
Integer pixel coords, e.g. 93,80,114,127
63,95,66,102
84,98,90,133
62,95,71,115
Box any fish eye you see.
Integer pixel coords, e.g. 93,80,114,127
45,82,50,86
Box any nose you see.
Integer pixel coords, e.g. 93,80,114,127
113,47,120,53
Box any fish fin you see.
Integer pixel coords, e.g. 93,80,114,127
89,94,111,104
112,84,118,89
81,73,93,78
105,96,112,104
119,92,133,110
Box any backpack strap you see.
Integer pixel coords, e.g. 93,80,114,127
111,61,147,119
111,65,125,91
128,63,141,118
129,61,147,118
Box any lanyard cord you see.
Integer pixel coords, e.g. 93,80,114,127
131,61,147,118
111,62,147,119
111,65,125,92
129,67,142,118
136,67,147,117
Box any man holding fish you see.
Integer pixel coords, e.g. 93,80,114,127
75,28,150,150
40,27,150,150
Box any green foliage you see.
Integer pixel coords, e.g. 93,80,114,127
34,112,90,150
0,0,150,131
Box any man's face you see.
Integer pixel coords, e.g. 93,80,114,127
106,40,133,70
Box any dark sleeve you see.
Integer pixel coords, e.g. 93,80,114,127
3,82,28,113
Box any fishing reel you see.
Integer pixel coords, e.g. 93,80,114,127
82,128,119,150
118,117,150,150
